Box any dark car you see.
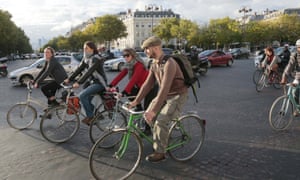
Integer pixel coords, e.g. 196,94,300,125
198,50,233,67
229,48,250,59
162,48,174,55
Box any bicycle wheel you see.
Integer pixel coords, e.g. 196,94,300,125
253,69,263,84
40,105,80,143
269,95,293,130
7,103,37,130
256,74,267,92
168,114,205,161
89,129,142,180
89,109,127,144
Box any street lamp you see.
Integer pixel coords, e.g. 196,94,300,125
147,4,159,35
238,6,252,41
239,7,252,30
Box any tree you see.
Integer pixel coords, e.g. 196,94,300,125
0,10,32,56
84,15,127,48
153,18,179,46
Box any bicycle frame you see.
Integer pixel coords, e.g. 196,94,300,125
282,84,300,112
113,103,191,159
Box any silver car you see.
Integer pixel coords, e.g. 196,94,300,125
9,55,80,86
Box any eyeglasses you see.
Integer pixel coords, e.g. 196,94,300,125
123,54,130,58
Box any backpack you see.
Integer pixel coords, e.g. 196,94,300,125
163,54,200,102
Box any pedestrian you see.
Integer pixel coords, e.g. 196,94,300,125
108,48,157,135
33,46,68,107
128,36,188,163
65,41,108,125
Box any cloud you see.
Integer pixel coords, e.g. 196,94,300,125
0,0,298,49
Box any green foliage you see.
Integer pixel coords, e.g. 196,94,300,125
0,10,32,56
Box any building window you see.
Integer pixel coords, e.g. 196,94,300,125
136,24,139,27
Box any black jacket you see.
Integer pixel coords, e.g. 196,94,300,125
69,54,107,85
34,57,68,84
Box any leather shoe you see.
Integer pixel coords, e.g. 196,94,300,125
146,152,166,163
81,117,93,126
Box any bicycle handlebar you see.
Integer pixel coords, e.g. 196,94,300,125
121,102,144,115
60,82,73,90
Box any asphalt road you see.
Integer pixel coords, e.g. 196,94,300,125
0,59,300,180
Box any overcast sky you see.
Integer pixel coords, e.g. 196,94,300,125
0,0,299,49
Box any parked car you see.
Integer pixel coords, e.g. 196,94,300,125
229,48,250,59
8,55,80,86
162,48,174,55
137,51,152,68
104,57,125,71
104,52,152,71
198,50,233,67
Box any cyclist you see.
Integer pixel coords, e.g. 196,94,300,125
261,46,281,82
108,48,157,135
65,41,108,125
280,44,291,70
129,36,188,163
281,39,300,116
33,46,68,107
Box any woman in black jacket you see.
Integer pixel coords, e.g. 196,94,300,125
33,46,68,107
65,41,108,125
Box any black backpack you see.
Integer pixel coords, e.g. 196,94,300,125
163,54,200,102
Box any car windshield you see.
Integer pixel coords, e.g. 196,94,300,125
230,48,239,53
29,58,45,67
199,50,215,56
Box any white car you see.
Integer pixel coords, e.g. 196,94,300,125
9,55,80,86
104,57,126,71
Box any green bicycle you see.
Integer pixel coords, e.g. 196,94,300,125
88,98,206,180
269,83,300,130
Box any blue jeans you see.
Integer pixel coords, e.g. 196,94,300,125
79,83,105,118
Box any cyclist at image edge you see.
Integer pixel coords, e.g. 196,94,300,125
261,46,280,76
33,46,68,107
280,44,291,70
108,48,158,135
281,39,300,115
64,41,108,125
129,36,188,163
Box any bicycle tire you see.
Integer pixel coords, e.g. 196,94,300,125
269,95,294,130
89,129,142,180
40,105,80,143
89,109,127,144
6,103,37,130
256,73,267,92
253,69,263,84
168,114,205,161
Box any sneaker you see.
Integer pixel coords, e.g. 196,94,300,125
145,152,166,163
81,117,93,126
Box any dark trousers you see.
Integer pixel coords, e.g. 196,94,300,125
41,81,61,99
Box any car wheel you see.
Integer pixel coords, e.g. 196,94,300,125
227,59,233,67
118,62,125,71
20,75,33,86
207,61,212,68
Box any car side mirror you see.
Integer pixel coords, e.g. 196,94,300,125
37,64,43,68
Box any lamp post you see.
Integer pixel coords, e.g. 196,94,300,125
238,6,252,40
147,4,159,35
239,6,252,43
